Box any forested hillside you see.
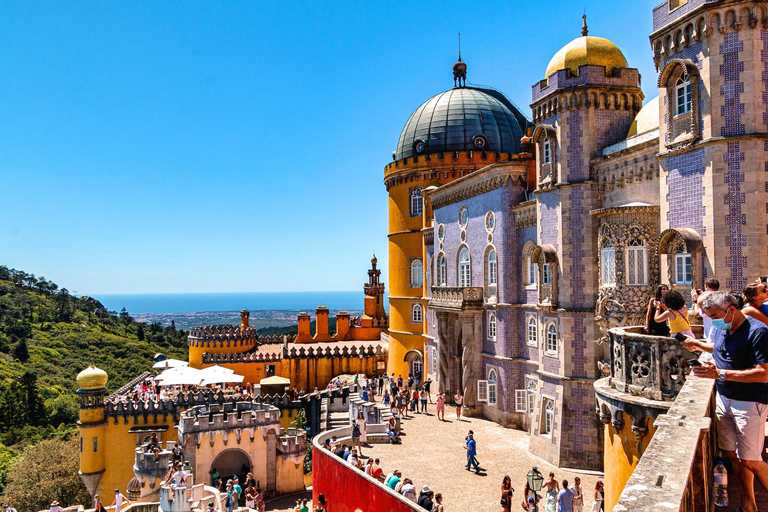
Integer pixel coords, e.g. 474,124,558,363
0,265,188,507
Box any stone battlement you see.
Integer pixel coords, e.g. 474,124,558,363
179,402,279,434
187,326,288,348
201,342,386,365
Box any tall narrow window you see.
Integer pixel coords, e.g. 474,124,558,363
675,253,693,285
601,246,616,286
543,139,551,164
527,379,537,414
543,400,554,435
487,249,497,286
542,263,551,285
676,72,692,115
527,254,537,285
458,247,471,287
437,254,447,286
93,437,98,452
411,303,423,324
546,323,557,353
626,239,648,286
412,353,423,379
410,188,423,216
488,312,497,340
410,259,423,288
487,369,497,405
527,317,538,345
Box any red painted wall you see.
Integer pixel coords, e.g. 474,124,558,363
312,446,420,512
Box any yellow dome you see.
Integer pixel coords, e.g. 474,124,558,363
545,36,628,80
627,97,659,137
77,364,108,391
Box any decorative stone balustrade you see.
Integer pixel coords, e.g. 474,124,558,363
429,286,484,310
609,325,697,401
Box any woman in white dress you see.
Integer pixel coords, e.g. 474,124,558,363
543,472,559,512
357,411,367,444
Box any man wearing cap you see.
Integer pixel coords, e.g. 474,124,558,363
49,502,63,512
111,489,128,512
464,430,479,472
417,485,434,510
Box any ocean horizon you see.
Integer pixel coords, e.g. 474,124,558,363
93,291,384,314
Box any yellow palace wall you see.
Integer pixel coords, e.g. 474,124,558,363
602,410,657,511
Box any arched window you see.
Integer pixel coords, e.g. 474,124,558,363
676,72,692,115
437,253,447,286
410,259,423,288
458,247,471,287
526,253,537,286
543,139,551,164
527,317,538,345
625,239,648,286
543,399,555,435
411,353,423,379
410,188,423,216
487,249,497,286
542,263,552,285
546,323,557,353
488,312,497,340
487,368,497,405
601,245,616,286
411,303,423,324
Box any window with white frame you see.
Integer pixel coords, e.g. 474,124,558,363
543,139,551,164
477,380,488,402
675,253,693,285
432,347,438,376
625,239,648,286
676,72,692,115
527,254,537,285
410,259,423,288
546,323,557,353
601,246,616,286
410,187,423,216
438,253,447,286
542,262,551,285
487,249,497,286
412,353,423,378
527,379,537,414
488,312,497,340
527,316,538,345
487,368,497,405
458,247,471,287
411,303,423,324
543,399,554,435
515,389,527,412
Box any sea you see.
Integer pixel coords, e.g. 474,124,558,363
93,291,384,314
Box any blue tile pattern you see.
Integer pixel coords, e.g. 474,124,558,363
570,314,588,378
666,148,706,237
539,190,559,248
568,383,591,451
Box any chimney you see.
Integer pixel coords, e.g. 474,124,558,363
335,311,350,340
240,309,250,329
295,312,312,343
313,306,333,342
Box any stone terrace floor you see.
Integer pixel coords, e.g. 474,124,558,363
268,400,603,511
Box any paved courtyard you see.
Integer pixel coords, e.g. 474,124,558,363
268,400,603,511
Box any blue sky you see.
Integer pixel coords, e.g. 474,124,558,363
1,1,659,294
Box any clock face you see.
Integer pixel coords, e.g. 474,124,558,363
415,141,426,154
459,207,468,227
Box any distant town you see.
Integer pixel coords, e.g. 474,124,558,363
131,309,364,331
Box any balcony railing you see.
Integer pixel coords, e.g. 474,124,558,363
429,286,484,310
608,326,698,401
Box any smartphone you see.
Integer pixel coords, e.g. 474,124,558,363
686,358,702,366
674,332,689,342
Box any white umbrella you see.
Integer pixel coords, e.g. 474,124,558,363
152,358,189,369
155,366,203,386
198,366,244,386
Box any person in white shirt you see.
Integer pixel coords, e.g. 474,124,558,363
49,502,63,512
111,490,128,512
570,477,584,512
172,467,187,488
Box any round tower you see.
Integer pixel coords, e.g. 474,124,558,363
77,364,108,497
385,59,529,380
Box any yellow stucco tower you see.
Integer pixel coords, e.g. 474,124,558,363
385,57,529,380
77,364,109,497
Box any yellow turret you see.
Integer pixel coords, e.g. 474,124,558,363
77,364,108,497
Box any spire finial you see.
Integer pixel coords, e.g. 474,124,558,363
582,13,588,36
453,33,467,88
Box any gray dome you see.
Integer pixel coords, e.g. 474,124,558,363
395,87,527,160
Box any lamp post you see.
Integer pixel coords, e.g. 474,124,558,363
526,466,544,512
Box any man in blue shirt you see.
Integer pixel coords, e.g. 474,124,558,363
557,479,574,512
685,291,768,512
464,430,479,472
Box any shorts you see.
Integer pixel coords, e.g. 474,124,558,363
352,436,360,444
715,392,768,461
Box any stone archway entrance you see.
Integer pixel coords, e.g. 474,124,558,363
211,449,252,487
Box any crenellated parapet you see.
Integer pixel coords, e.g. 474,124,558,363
187,326,288,349
202,341,386,364
201,351,283,364
178,402,280,435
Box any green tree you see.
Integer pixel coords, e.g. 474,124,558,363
0,442,17,495
2,436,91,512
20,372,46,427
12,339,29,363
137,324,145,341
